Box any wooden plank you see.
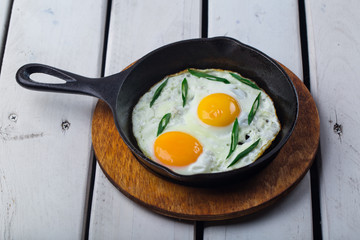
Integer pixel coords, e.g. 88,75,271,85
305,0,360,238
0,0,11,59
208,0,303,77
205,0,313,239
0,0,106,238
203,178,312,239
88,0,201,239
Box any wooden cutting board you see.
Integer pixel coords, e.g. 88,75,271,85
91,65,320,221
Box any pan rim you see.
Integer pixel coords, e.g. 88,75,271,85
114,36,299,185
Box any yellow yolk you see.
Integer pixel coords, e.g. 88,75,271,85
154,131,203,166
197,93,241,127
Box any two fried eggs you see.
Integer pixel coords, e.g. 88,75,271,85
132,69,281,175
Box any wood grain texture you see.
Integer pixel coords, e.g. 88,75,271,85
305,0,360,238
88,0,200,239
0,0,105,238
91,65,319,221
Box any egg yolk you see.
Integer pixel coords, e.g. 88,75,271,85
197,93,241,127
154,131,203,167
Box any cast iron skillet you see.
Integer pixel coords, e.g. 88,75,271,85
16,37,298,187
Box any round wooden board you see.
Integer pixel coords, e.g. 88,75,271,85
91,65,320,221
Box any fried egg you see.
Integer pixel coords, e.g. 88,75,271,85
132,69,281,175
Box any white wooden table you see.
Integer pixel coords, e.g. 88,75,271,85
1,0,359,239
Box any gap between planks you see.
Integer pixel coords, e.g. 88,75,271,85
195,0,209,239
298,0,322,239
81,0,113,239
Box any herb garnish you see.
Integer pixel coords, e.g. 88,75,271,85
150,78,168,107
188,69,230,84
181,78,188,107
230,72,260,90
227,138,261,168
226,118,239,159
157,113,171,136
248,92,261,125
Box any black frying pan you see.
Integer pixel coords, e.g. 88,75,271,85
16,37,298,187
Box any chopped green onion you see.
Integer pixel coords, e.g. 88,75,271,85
150,78,168,107
248,92,261,125
230,72,260,90
181,78,188,107
157,113,171,136
227,138,261,168
188,69,230,84
226,118,239,159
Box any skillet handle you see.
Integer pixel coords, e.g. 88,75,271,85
16,63,126,108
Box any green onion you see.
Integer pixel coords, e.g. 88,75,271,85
226,118,239,159
188,69,230,84
230,72,260,90
248,92,261,125
181,78,188,107
157,113,171,136
150,78,168,107
227,138,261,168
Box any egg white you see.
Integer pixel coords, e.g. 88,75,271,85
132,69,281,175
